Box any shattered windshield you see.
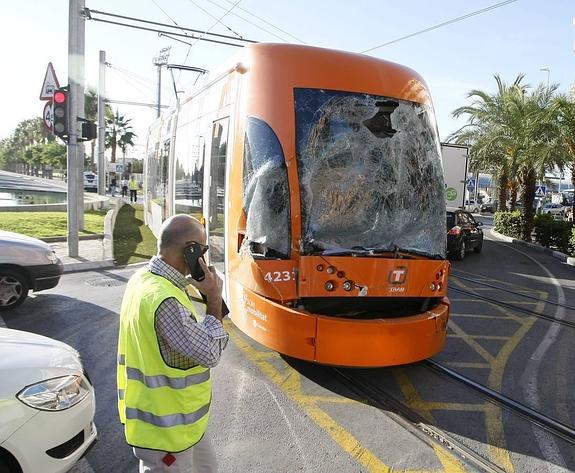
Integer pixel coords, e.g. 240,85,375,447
295,88,446,258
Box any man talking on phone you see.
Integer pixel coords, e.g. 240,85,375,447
118,214,228,472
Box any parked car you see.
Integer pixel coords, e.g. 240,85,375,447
464,199,480,213
0,231,63,310
0,327,97,473
446,209,484,260
541,202,564,217
83,172,97,192
480,200,496,213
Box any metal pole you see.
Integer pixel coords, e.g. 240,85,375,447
156,64,161,118
77,1,85,232
67,0,84,256
97,50,106,195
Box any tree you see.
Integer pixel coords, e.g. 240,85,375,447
105,109,135,164
448,74,528,212
449,75,561,240
554,95,575,188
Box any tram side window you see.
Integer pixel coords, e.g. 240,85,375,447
242,117,290,258
174,131,204,218
208,119,229,272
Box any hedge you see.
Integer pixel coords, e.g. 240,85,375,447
495,211,574,256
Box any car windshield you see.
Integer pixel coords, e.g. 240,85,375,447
295,88,446,257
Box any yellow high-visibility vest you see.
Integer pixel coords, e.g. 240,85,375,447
129,179,138,190
117,268,211,452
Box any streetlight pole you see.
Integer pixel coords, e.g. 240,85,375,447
539,66,550,89
153,47,170,119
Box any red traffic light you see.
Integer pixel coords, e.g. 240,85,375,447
54,91,67,104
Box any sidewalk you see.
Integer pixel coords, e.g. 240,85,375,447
51,237,116,273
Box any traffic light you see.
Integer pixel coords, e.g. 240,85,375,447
52,87,69,141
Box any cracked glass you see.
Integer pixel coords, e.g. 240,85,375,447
295,88,446,258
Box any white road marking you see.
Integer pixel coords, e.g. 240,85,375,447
502,244,568,470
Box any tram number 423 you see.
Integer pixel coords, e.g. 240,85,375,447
264,271,295,283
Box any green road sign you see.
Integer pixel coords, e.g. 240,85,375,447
445,187,457,201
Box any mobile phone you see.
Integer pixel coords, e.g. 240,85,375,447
183,242,205,281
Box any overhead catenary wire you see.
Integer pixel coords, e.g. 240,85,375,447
85,16,248,48
83,8,257,44
203,0,292,43
360,0,520,53
186,0,244,39
219,0,306,44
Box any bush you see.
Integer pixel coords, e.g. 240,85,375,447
533,214,573,254
570,227,575,256
494,211,523,239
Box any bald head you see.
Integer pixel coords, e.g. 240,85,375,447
158,214,206,254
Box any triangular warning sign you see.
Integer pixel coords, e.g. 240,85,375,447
39,63,60,100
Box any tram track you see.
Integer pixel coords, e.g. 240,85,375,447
331,367,506,473
450,272,575,313
332,359,575,472
448,285,575,330
422,360,575,445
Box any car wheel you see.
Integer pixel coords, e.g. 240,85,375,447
473,238,483,254
452,240,466,261
0,269,29,311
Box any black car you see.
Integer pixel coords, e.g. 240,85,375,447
446,209,483,260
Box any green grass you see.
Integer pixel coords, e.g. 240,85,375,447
0,210,106,238
113,204,157,265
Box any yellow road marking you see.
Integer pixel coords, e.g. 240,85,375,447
226,323,395,473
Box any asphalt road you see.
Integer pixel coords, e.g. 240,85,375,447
2,234,574,472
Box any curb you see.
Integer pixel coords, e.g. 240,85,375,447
42,234,104,243
62,260,116,274
489,229,575,267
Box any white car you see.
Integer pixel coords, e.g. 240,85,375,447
0,328,97,473
0,231,63,310
542,203,564,216
83,172,97,192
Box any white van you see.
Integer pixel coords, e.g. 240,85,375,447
83,172,97,192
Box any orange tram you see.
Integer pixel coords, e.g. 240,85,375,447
143,43,450,367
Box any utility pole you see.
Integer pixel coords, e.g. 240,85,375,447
153,47,170,118
97,50,106,195
67,0,86,256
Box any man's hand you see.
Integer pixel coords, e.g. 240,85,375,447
187,258,223,320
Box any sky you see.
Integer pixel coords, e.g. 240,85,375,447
1,0,574,164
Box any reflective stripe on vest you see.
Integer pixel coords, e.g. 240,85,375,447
126,403,211,428
117,268,211,452
126,367,210,389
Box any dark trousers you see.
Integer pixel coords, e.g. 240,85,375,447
122,186,128,197
130,189,137,202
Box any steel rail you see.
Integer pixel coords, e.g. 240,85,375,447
449,286,575,330
331,368,506,473
450,272,575,312
424,360,575,444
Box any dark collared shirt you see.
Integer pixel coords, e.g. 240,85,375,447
149,256,228,369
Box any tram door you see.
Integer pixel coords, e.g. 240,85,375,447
207,118,229,274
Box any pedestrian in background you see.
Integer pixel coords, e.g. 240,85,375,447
121,177,128,198
110,176,117,197
117,214,228,473
129,175,138,203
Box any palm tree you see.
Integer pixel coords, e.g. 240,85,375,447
448,74,528,212
449,75,560,240
553,95,575,189
85,88,98,169
105,109,134,164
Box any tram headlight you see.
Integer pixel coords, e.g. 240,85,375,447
326,266,336,274
342,281,353,291
325,281,336,292
430,283,436,291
